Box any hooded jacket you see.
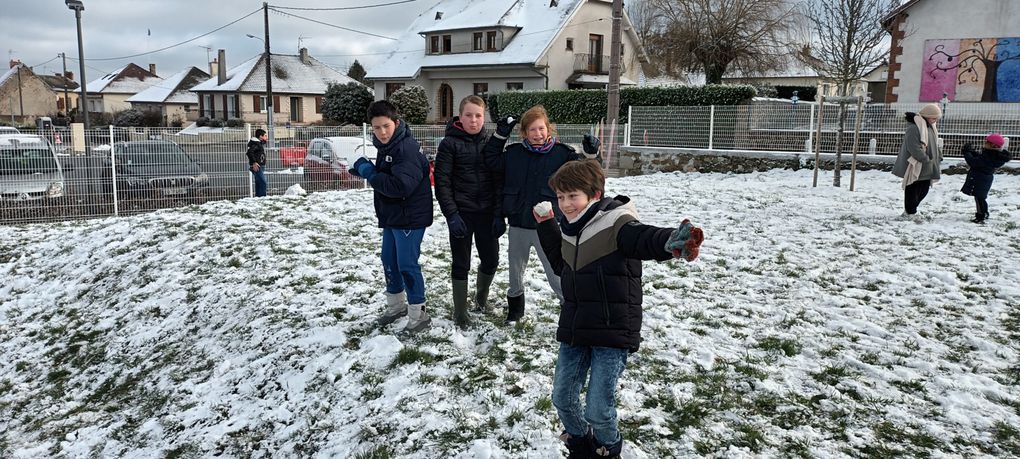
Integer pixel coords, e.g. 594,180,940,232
892,113,942,182
483,134,580,229
536,196,675,352
434,116,501,217
246,137,266,167
961,144,1011,198
367,120,434,229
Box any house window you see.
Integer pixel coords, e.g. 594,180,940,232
202,94,213,117
566,38,574,51
260,96,268,113
486,31,497,51
430,36,440,54
315,96,323,114
473,32,483,51
442,35,452,53
506,82,523,91
473,83,488,96
386,83,405,98
227,94,237,119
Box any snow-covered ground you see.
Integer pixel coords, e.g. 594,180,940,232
1,169,1018,458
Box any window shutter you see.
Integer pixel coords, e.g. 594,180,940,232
222,95,228,118
273,96,281,113
315,96,322,113
198,94,204,114
253,95,261,112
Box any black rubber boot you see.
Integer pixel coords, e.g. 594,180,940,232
473,272,495,313
452,278,470,329
505,294,525,323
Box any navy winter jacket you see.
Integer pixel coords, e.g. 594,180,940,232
536,196,675,352
483,135,580,229
367,120,434,229
961,144,1011,199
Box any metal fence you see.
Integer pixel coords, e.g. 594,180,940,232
1,123,617,225
628,101,1020,160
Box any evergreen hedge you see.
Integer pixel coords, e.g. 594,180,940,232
488,85,756,124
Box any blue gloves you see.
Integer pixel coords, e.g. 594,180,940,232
495,115,519,138
492,217,507,238
665,219,704,262
447,214,467,239
582,134,601,156
349,156,376,181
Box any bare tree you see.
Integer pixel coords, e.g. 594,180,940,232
644,0,797,84
803,0,897,96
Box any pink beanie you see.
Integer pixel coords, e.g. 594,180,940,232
986,133,1005,149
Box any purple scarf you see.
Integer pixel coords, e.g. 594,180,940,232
523,137,557,154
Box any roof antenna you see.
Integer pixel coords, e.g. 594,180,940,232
298,35,311,51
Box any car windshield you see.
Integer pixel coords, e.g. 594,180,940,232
0,145,59,175
119,144,192,165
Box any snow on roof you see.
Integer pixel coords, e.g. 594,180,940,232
127,67,209,104
86,64,163,94
0,65,18,87
191,53,356,94
367,0,584,80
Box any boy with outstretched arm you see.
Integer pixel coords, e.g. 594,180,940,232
533,160,704,458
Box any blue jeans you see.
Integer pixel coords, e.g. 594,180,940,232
251,166,267,197
551,342,629,448
381,228,427,305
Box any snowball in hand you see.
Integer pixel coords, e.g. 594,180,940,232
534,201,553,216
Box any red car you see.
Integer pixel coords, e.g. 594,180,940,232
280,141,307,167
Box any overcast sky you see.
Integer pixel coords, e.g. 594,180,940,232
0,0,434,85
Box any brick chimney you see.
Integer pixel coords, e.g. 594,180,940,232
299,47,310,65
217,49,227,85
9,59,21,69
209,58,218,78
148,63,157,75
63,71,74,80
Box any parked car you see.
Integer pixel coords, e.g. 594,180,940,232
303,137,377,190
107,140,209,198
0,134,65,201
280,141,307,167
0,126,22,135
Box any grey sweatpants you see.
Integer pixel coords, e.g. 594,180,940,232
507,225,563,302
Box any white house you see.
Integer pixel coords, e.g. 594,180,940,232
366,0,649,122
84,63,163,114
882,0,1020,104
127,66,210,125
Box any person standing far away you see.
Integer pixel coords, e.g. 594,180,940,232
892,103,943,222
960,133,1012,224
247,128,268,197
482,105,586,324
349,100,434,335
434,95,504,329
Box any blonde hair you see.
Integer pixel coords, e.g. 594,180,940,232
459,95,486,113
519,105,556,139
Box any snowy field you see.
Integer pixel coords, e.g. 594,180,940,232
1,169,1018,458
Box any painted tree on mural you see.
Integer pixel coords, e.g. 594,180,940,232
928,39,1020,102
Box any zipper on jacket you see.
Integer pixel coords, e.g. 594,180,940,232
597,265,610,326
570,233,581,345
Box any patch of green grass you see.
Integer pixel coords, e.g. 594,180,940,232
992,420,1020,455
733,423,768,453
811,365,855,386
390,347,438,368
226,257,242,268
535,396,553,413
757,336,802,357
890,379,926,395
164,443,201,459
505,408,524,427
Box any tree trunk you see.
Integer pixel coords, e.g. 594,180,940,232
982,60,1000,102
705,63,726,85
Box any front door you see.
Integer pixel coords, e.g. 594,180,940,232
588,34,604,73
438,84,453,122
290,97,302,122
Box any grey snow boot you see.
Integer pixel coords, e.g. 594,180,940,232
376,291,408,326
403,302,432,334
472,272,495,313
505,294,525,323
452,278,470,329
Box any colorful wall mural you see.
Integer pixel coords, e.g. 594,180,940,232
921,37,1020,102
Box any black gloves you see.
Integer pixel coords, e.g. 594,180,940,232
447,214,467,239
495,115,519,139
582,134,601,156
492,217,507,238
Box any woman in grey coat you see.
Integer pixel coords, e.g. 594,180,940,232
891,103,943,220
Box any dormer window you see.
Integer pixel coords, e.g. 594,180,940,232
435,11,443,20
430,36,440,54
486,31,497,51
473,32,483,51
443,35,452,53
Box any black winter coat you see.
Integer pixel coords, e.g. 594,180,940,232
434,117,502,217
483,135,580,229
537,196,675,352
367,120,434,229
246,138,266,166
961,144,1011,199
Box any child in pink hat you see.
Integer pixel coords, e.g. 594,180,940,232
960,133,1012,223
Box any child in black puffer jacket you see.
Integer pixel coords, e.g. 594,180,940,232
961,133,1012,223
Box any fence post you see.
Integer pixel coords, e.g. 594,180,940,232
708,105,715,150
108,125,114,147
807,103,815,152
625,106,632,147
110,146,119,217
869,138,877,155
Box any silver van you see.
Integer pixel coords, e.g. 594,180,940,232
0,134,65,201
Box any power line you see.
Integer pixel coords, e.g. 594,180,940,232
84,7,262,62
269,0,417,11
31,55,60,68
269,8,397,41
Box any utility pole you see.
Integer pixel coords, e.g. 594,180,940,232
606,0,624,160
67,0,90,131
16,64,24,122
60,53,70,117
263,2,274,148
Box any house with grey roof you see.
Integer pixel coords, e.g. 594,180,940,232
127,66,210,125
84,63,163,115
190,49,359,125
38,72,79,116
365,0,649,122
0,63,58,124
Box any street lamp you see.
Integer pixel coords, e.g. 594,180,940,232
940,92,949,118
66,0,89,131
246,32,274,148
